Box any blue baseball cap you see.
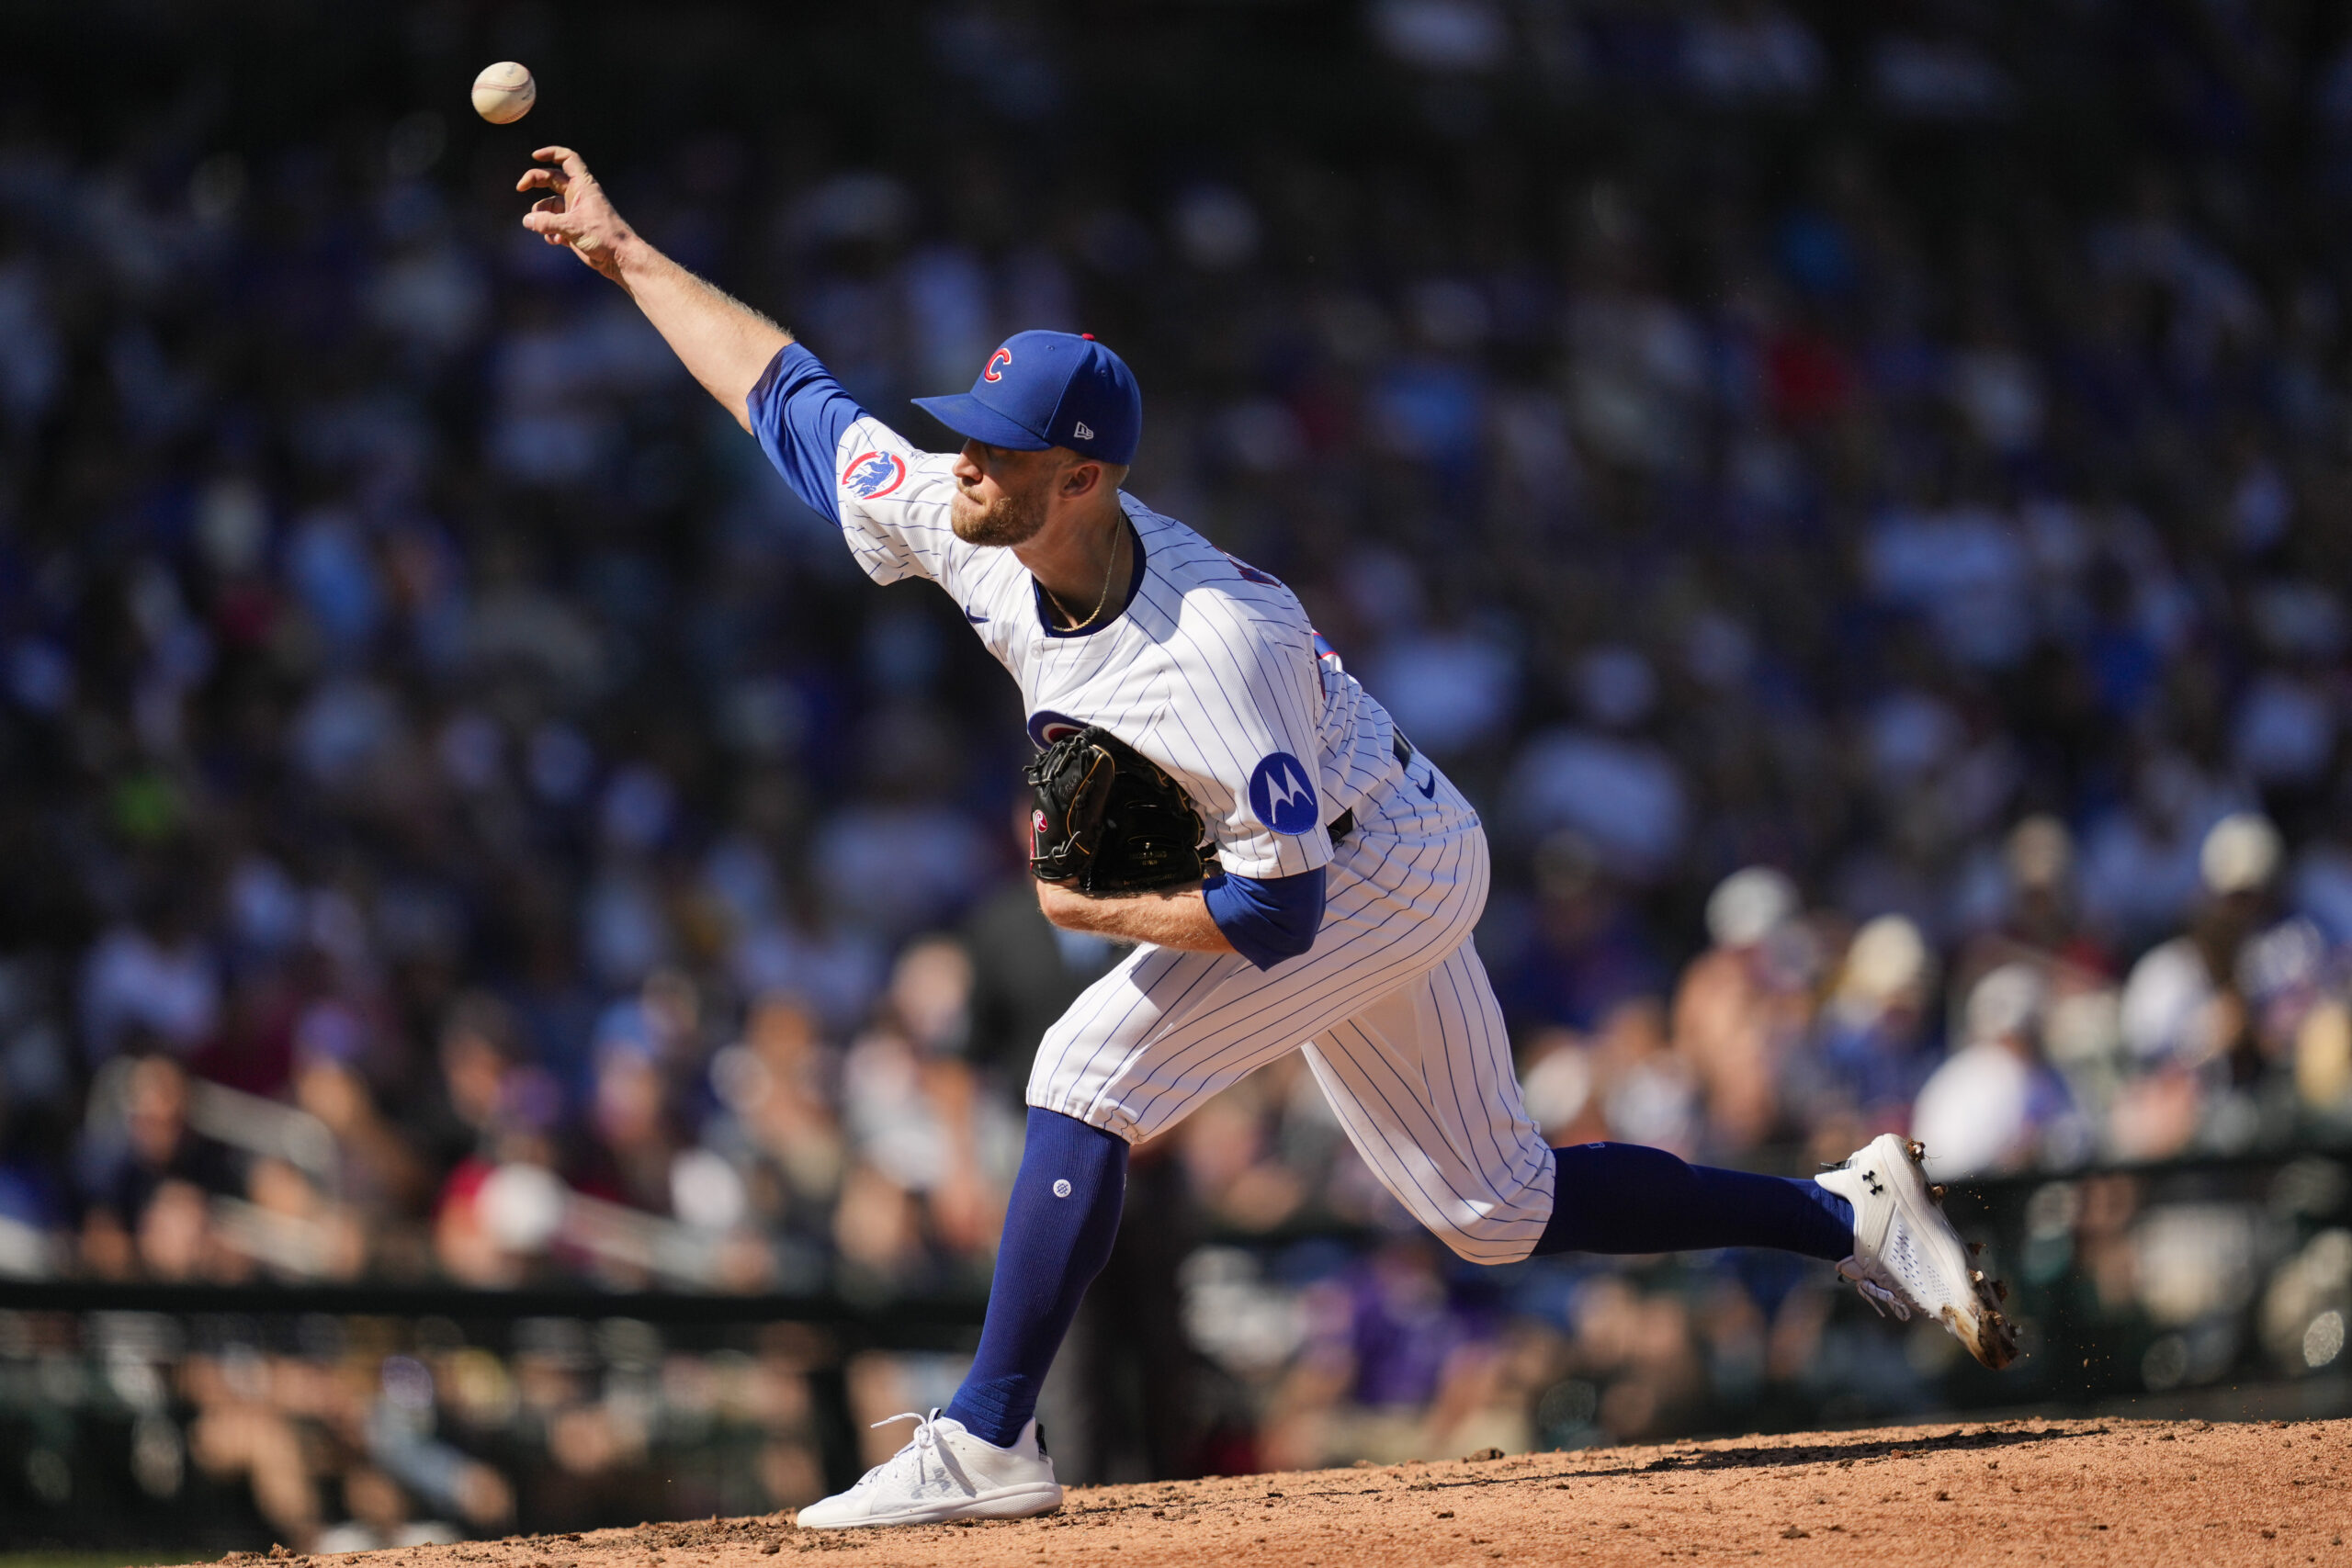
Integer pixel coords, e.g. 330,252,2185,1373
913,330,1142,467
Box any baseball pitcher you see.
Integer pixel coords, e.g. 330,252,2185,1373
514,146,2014,1529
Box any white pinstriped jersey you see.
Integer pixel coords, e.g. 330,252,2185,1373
828,413,1476,880
753,349,1552,1258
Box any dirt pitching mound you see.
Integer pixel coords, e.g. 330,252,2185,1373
199,1418,2350,1568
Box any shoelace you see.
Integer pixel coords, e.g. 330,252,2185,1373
864,1409,974,1495
1837,1258,1914,1322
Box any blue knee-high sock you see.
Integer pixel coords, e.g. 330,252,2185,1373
1533,1143,1853,1261
943,1108,1128,1448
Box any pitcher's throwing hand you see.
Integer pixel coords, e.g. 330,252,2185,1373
515,147,636,280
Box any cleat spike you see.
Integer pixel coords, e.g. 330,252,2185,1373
1906,1139,1927,1163
1993,1280,2008,1302
1967,1242,1984,1256
1929,1184,1947,1203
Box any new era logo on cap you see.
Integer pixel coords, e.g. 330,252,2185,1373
913,331,1143,466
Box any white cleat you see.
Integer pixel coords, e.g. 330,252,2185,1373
794,1410,1063,1529
1815,1133,2018,1371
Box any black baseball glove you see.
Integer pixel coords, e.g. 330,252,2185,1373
1025,726,1210,894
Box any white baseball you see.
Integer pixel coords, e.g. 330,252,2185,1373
471,62,537,125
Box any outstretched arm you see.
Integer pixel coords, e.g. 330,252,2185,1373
517,146,788,431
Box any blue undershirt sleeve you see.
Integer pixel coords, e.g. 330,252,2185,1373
1203,866,1326,971
744,343,866,523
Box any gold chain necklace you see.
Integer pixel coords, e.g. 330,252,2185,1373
1046,522,1126,632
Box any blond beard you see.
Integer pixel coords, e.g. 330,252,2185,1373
951,481,1049,547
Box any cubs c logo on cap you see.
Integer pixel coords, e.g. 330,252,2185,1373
984,348,1012,383
1249,751,1319,835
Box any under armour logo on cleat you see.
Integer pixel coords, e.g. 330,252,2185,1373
1862,1170,1884,1195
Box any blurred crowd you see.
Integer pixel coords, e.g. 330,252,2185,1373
0,1308,836,1551
5,0,2352,1530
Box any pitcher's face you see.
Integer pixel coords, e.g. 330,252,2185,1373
949,441,1059,547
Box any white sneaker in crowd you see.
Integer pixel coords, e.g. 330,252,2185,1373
1816,1132,2018,1371
794,1409,1063,1529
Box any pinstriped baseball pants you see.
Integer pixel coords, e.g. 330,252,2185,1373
1026,818,1557,1265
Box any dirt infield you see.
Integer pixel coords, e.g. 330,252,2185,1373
211,1418,2352,1568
